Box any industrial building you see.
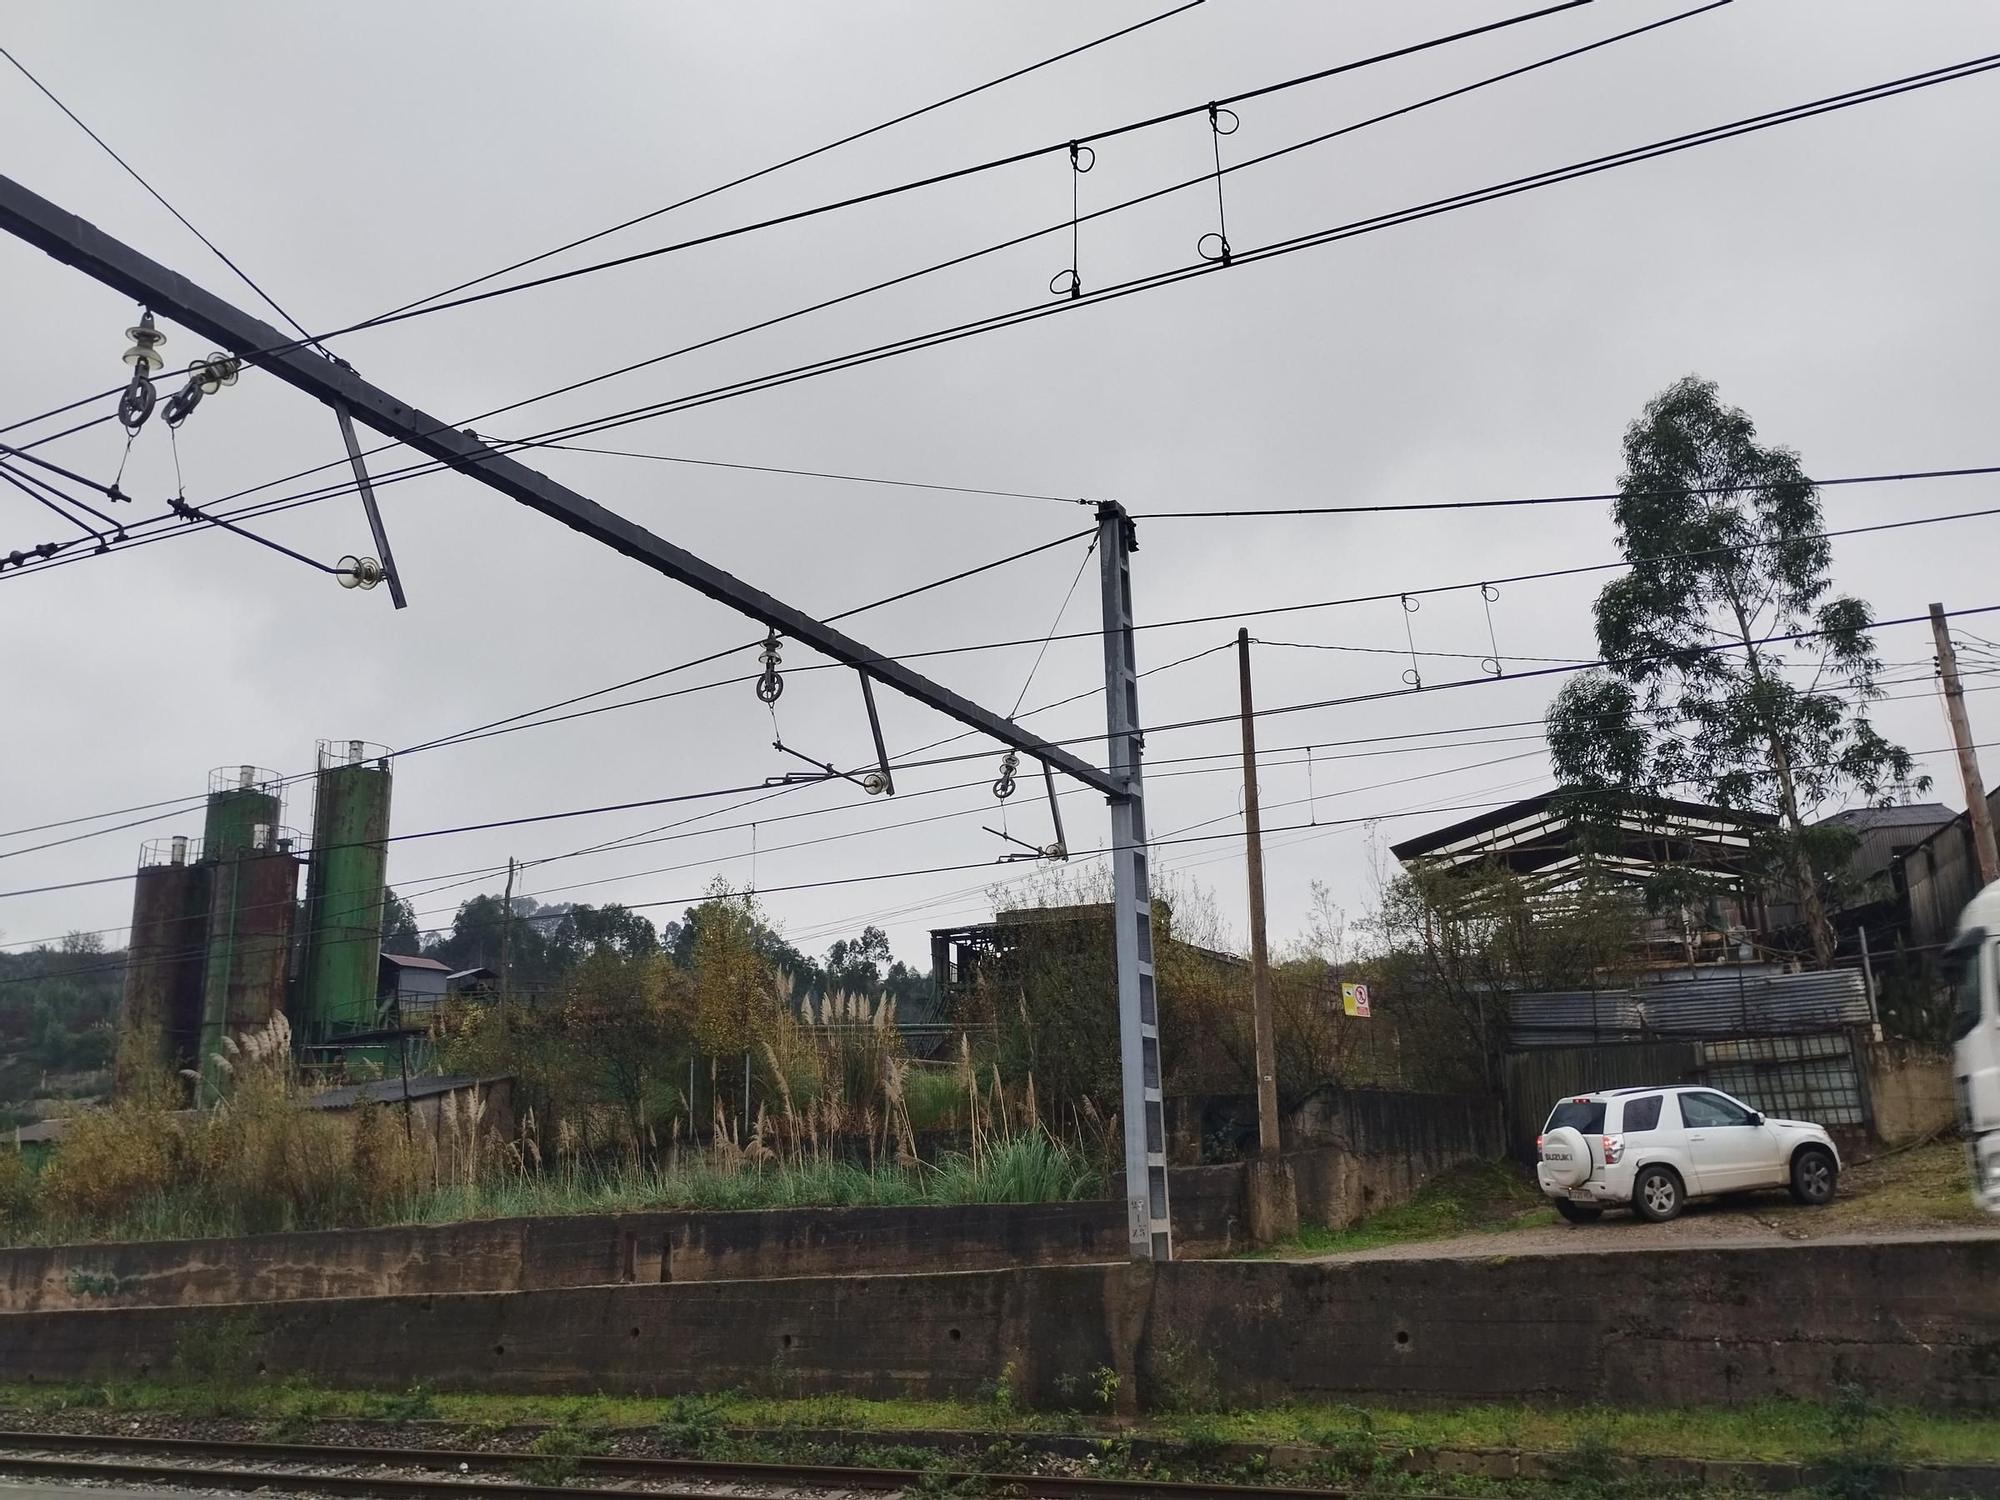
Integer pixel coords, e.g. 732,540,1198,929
116,740,397,1098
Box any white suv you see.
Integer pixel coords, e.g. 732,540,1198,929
1536,1086,1841,1224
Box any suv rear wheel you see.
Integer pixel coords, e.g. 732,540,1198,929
1789,1146,1838,1205
1554,1199,1603,1224
1632,1164,1684,1223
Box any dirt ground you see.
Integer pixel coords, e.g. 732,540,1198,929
1292,1140,1998,1263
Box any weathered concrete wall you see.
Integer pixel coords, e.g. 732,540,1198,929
662,1202,1123,1283
1862,1040,1958,1145
3,1235,1992,1409
1285,1088,1503,1228
0,1213,657,1314
0,1177,1244,1313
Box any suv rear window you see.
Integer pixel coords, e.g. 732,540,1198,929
1619,1094,1664,1132
1546,1099,1606,1134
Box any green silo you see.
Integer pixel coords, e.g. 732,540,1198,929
202,764,282,859
298,740,393,1045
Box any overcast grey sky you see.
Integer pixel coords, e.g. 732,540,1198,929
4,0,1999,970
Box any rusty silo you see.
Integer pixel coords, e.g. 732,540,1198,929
116,834,209,1095
298,739,393,1045
194,769,300,1102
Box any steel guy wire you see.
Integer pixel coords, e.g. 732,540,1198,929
0,45,324,352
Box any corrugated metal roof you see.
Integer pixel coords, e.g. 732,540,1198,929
305,1074,503,1110
380,952,451,971
1509,969,1869,1047
1823,803,1956,832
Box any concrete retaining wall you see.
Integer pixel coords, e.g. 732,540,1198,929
3,1234,1993,1409
0,1168,1246,1313
1862,1040,1958,1146
1287,1087,1504,1228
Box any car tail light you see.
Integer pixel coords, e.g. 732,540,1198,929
1601,1134,1625,1165
1535,1134,1545,1154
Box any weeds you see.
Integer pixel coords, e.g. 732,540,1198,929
1150,1332,1221,1414
360,1384,439,1424
1817,1385,1900,1500
656,1394,728,1454
523,1419,604,1486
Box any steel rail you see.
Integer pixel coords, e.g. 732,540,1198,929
0,1427,1451,1500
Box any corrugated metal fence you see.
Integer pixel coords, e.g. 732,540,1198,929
1501,1041,1701,1158
1501,1026,1872,1158
1509,970,1870,1048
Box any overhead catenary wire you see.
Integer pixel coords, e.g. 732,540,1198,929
1131,463,2000,518
18,33,1989,587
8,484,1995,868
330,498,2000,763
373,0,1212,322
15,678,1996,958
0,524,1103,858
1,0,1711,569
9,603,1996,916
120,3,1609,359
0,4,1211,448
0,796,1584,987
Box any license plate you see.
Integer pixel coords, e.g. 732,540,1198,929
1568,1189,1595,1202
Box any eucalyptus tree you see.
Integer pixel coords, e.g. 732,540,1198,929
1546,377,1923,967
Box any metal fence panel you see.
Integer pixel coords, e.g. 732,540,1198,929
1699,1033,1866,1126
1500,1040,1702,1158
1509,970,1870,1047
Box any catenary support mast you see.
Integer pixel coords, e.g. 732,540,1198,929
1099,501,1170,1261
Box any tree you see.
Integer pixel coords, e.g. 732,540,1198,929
824,926,893,995
380,889,421,954
1367,863,1646,1089
1545,377,1924,967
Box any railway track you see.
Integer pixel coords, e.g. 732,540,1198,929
0,1427,1442,1499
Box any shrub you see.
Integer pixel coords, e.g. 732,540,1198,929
0,1149,37,1231
36,1101,180,1225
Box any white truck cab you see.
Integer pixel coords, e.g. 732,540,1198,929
1536,1085,1841,1223
1943,883,2000,1215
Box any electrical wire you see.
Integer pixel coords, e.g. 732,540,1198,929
0,0,1690,567
0,6,1207,451
9,480,1996,872
0,524,1102,858
0,45,322,351
161,3,1611,360
374,1,1211,322
0,797,1577,987
21,33,1988,587
514,439,1092,509
1133,463,2000,518
10,604,1995,918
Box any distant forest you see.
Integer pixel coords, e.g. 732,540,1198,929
0,886,936,1122
384,886,935,1011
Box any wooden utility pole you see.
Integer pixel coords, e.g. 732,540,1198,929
1237,629,1281,1155
1931,604,1999,887
498,856,517,1018
1235,630,1297,1242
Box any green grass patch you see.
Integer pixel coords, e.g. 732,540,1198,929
3,1381,1995,1469
1262,1159,1554,1257
2,1129,1101,1248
